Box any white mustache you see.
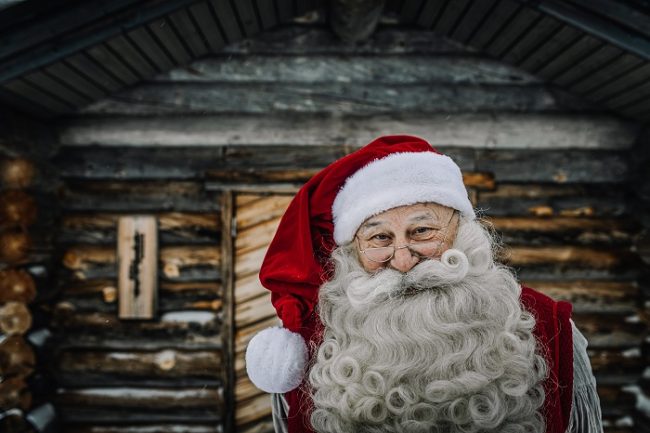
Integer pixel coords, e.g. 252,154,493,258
346,248,471,308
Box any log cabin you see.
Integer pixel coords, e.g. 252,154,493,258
0,0,649,432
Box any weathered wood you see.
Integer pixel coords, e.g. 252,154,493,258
330,0,386,42
235,247,267,280
502,245,635,269
236,196,292,230
0,335,35,377
235,392,272,427
59,180,221,212
238,419,275,433
0,190,37,227
0,158,35,189
61,245,220,281
487,216,640,246
65,425,223,433
55,387,223,418
0,376,31,410
476,149,630,183
118,216,158,319
220,191,235,433
235,293,276,328
51,308,221,342
58,289,222,314
572,313,646,349
58,114,638,150
235,274,268,304
477,184,630,217
234,316,281,355
56,349,222,383
0,268,36,303
222,27,469,54
59,212,220,245
105,54,541,84
524,280,639,314
0,228,31,263
61,279,221,298
0,301,32,335
208,168,320,185
235,375,265,402
236,219,281,256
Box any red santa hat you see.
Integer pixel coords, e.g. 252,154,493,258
260,134,474,335
246,135,475,397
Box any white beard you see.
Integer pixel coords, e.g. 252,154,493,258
308,217,547,433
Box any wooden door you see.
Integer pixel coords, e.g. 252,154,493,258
232,193,293,432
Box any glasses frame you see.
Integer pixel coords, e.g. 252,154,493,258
356,209,458,263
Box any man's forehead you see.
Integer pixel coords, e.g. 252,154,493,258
360,203,451,228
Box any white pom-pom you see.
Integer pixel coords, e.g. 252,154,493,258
245,327,308,393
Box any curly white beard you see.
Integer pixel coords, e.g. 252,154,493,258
308,216,548,433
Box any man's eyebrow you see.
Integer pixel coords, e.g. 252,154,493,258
359,220,386,230
408,213,444,223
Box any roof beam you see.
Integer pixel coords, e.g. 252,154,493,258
514,0,650,60
329,0,386,42
0,0,201,84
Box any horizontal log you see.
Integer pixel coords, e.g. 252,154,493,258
237,419,274,433
56,387,223,422
503,245,635,269
475,149,630,183
210,169,319,186
235,392,272,427
64,425,223,433
234,316,282,356
80,83,565,115
236,219,281,256
236,195,292,231
59,212,220,245
235,247,267,280
59,181,221,212
235,375,266,403
55,349,222,385
525,280,639,314
55,293,222,314
221,27,468,54
235,274,268,304
54,145,345,180
51,308,222,349
149,55,540,84
588,348,649,375
58,114,637,150
235,293,276,329
479,185,629,218
572,313,646,349
236,194,265,207
62,279,221,298
62,245,220,280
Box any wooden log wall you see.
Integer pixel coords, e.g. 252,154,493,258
0,109,58,433
54,17,647,433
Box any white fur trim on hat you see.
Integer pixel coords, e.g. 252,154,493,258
245,326,308,393
332,151,475,245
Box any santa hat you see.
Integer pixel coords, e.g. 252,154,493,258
246,135,475,399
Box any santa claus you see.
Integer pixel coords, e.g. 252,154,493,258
245,135,603,433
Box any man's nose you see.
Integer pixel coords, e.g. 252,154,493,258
389,245,419,273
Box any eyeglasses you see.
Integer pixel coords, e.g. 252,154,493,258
356,210,457,263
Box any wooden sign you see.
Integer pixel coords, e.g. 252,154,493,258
117,216,158,319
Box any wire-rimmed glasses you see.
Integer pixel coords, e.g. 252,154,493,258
356,209,457,263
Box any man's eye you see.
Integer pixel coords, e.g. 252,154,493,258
413,227,434,235
371,234,390,241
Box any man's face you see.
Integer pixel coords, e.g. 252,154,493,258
354,203,460,273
